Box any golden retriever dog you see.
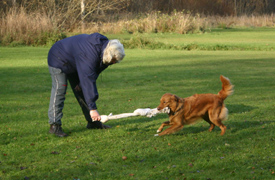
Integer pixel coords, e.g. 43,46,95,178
155,75,234,136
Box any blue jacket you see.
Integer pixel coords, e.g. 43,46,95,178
48,33,109,110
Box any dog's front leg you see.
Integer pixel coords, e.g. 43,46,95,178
156,121,171,133
156,124,184,136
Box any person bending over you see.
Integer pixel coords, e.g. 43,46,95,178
47,33,125,137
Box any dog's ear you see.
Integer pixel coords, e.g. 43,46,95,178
168,94,179,112
172,95,179,102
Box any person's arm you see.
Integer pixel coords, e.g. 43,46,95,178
75,53,101,121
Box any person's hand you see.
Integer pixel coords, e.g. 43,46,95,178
90,110,101,121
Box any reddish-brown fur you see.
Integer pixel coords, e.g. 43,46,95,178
156,75,234,136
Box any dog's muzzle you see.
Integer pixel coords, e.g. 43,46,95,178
158,107,170,114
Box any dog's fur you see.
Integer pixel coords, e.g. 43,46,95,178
156,75,234,136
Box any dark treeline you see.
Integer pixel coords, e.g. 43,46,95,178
1,0,275,17
125,0,275,15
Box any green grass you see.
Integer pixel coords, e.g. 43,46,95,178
1,29,275,180
110,28,275,51
152,28,275,49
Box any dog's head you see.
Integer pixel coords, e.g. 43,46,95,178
157,93,180,112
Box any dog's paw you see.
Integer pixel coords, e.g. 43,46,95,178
154,134,159,137
157,130,161,133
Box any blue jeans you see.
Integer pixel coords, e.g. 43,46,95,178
48,66,102,128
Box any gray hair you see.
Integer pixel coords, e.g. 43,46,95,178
103,39,125,64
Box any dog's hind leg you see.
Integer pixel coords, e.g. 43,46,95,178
202,113,216,132
208,109,226,135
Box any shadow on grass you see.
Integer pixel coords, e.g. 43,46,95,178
173,119,274,137
227,104,256,114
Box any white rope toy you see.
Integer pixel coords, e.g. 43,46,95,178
99,107,170,123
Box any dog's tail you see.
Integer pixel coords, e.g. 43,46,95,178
218,75,234,100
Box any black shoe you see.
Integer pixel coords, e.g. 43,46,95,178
49,124,68,137
87,121,111,129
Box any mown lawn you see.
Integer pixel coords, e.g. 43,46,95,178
0,29,275,180
109,27,275,51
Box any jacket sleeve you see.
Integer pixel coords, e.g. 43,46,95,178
75,53,100,110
